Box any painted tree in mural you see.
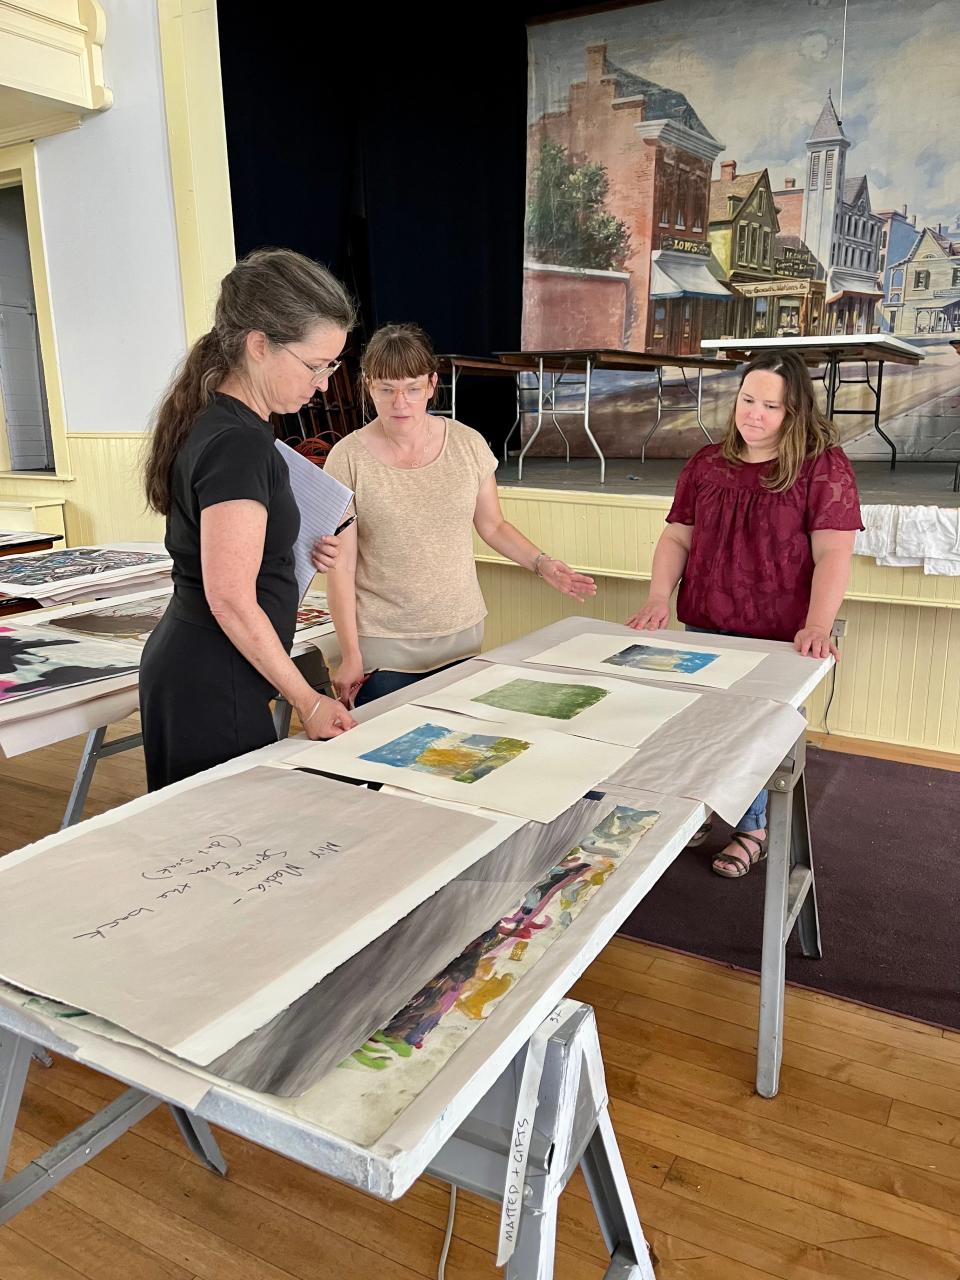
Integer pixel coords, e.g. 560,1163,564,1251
526,141,630,271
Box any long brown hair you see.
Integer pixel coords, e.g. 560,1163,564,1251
144,248,355,514
721,350,838,492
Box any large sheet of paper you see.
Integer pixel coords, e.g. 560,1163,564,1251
209,791,618,1093
0,622,140,713
275,440,352,600
411,661,699,748
285,704,634,823
606,690,806,824
29,587,333,649
0,767,519,1065
526,629,767,690
0,546,171,599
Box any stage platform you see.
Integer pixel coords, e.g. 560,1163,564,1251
498,456,960,506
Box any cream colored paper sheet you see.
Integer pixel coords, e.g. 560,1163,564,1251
0,766,518,1064
411,661,699,747
285,704,634,823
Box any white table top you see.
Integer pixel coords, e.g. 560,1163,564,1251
0,619,834,1199
702,333,925,361
479,617,832,711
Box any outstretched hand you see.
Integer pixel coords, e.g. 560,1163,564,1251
538,557,597,603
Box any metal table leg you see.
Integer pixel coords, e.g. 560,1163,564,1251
641,365,712,464
62,726,144,829
503,374,523,461
581,358,606,484
757,731,821,1098
0,1030,227,1226
518,358,547,482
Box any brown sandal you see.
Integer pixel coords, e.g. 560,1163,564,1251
712,831,768,879
687,820,713,848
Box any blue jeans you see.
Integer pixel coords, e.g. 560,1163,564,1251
685,624,768,832
354,659,466,709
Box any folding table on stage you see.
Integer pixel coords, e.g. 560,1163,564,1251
702,333,926,470
495,348,738,483
435,354,531,439
0,618,835,1278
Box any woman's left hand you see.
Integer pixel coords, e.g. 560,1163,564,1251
310,535,340,573
794,626,839,660
539,558,597,603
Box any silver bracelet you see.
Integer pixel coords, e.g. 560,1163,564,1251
533,551,551,578
302,696,323,725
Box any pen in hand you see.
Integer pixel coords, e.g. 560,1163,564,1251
334,514,357,536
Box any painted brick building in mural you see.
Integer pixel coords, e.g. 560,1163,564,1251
706,163,825,338
524,44,730,355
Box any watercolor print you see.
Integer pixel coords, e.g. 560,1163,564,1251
0,625,139,704
344,804,659,1074
46,596,169,645
360,723,532,784
471,677,608,720
296,602,332,629
0,547,168,588
604,642,719,675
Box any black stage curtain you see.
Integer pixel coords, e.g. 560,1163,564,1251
217,3,593,444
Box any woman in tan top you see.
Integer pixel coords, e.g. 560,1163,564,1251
323,324,596,707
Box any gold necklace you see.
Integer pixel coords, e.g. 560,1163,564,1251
380,419,432,468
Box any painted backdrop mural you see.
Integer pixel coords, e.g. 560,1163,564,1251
522,0,960,459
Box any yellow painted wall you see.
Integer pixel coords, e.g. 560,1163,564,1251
0,2,230,546
476,488,960,756
0,436,163,544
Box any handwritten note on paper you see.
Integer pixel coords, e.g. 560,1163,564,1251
275,440,353,600
0,767,517,1065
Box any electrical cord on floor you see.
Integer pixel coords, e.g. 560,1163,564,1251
437,1184,457,1279
822,632,842,735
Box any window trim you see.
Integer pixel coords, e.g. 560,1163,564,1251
0,143,71,480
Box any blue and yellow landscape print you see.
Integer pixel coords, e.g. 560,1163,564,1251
604,643,718,675
361,723,532,784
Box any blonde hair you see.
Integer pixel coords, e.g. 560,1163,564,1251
721,350,838,492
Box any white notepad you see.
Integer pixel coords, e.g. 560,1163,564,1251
275,440,353,599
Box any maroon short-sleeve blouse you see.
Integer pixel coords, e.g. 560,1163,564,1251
666,444,862,642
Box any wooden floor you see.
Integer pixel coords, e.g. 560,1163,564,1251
2,723,959,1280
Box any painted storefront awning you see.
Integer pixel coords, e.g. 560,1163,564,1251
650,251,732,300
826,270,884,305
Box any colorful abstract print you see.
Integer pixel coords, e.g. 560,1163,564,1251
348,804,659,1071
604,643,718,675
360,723,531,784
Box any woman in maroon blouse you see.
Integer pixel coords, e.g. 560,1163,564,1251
627,351,862,879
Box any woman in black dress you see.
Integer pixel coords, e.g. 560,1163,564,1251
140,249,356,790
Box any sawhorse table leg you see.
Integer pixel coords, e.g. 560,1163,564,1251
62,726,144,829
0,1029,227,1225
428,1001,655,1279
757,731,821,1098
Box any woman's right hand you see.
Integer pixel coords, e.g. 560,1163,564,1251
626,595,671,630
332,653,366,708
301,693,356,739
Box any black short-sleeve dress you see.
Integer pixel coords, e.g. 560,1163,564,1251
139,392,300,790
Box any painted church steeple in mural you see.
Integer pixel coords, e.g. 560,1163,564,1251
801,90,850,281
